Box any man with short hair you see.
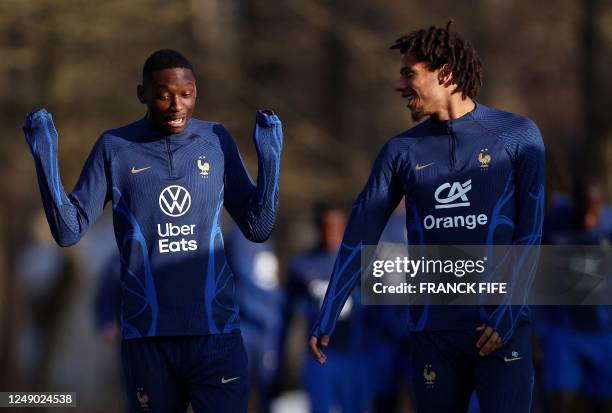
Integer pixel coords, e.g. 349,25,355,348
24,49,283,413
309,22,544,412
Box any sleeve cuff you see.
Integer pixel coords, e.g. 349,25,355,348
485,312,514,343
26,108,51,123
24,109,53,135
310,324,324,339
256,109,281,127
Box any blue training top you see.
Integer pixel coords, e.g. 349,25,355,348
285,247,365,352
24,109,283,339
535,198,612,333
312,102,545,343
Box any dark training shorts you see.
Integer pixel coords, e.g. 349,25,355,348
409,321,533,413
121,333,248,413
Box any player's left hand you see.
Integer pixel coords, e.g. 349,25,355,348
309,334,329,365
475,324,502,356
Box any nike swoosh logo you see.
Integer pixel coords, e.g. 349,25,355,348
131,166,151,174
415,162,434,171
503,356,523,362
221,376,240,384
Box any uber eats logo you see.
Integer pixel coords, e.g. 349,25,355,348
424,179,488,230
157,185,198,253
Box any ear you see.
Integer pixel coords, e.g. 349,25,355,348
137,84,146,104
437,64,453,86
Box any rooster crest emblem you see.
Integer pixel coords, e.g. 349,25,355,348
478,148,491,169
197,156,210,177
423,364,436,386
136,387,149,408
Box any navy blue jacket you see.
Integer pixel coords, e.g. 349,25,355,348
312,103,545,343
24,109,283,339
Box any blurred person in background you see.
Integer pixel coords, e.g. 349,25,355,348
94,253,121,345
365,201,414,412
225,223,283,413
280,204,370,413
22,48,283,412
16,212,72,390
310,21,545,413
91,250,129,412
535,172,612,413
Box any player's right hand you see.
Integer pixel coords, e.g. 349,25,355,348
475,324,502,356
309,334,329,365
255,109,282,128
23,109,54,147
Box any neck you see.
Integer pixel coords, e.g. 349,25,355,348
433,95,475,121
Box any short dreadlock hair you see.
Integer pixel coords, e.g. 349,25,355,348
142,49,194,84
390,20,482,99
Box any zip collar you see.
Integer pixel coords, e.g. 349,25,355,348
427,102,485,171
429,101,483,132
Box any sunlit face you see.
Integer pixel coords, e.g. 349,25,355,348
394,52,450,121
583,184,603,231
137,68,197,134
319,209,346,251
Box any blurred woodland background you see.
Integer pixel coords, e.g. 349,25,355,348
0,0,611,411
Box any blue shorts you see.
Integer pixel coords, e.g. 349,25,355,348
121,333,248,413
540,328,612,398
409,321,534,413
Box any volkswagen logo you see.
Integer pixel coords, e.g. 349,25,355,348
159,185,192,217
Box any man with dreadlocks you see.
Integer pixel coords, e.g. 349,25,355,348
309,22,544,412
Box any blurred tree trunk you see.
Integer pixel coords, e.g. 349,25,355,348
583,0,612,191
0,0,62,389
0,214,7,389
188,0,242,116
323,2,349,142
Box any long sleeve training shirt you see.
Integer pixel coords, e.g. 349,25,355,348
312,103,545,343
24,109,283,339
